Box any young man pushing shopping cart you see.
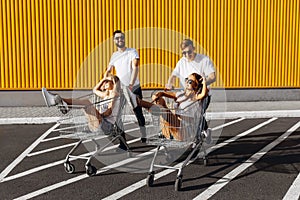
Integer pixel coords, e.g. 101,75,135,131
104,30,147,144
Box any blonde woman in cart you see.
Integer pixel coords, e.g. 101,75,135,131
42,75,129,150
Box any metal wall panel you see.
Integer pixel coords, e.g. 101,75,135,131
0,0,299,90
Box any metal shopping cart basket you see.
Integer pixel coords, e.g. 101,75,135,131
53,90,130,176
145,95,208,191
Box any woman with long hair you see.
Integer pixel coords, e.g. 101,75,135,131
138,73,208,141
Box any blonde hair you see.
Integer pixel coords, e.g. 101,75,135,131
99,75,121,96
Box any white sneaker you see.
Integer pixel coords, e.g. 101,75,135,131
42,87,59,107
42,87,69,114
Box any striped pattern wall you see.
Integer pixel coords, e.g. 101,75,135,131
0,0,299,90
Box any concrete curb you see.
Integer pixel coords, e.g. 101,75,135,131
0,117,60,125
1,110,300,124
206,110,300,120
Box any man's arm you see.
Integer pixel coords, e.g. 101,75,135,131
206,72,216,85
196,79,208,100
104,65,113,78
165,75,176,90
129,58,139,90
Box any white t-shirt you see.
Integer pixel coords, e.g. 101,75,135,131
174,91,202,140
172,54,215,88
108,48,140,87
174,91,202,117
99,96,120,124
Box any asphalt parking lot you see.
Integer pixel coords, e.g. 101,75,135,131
1,116,300,200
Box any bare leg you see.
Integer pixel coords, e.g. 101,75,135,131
63,98,91,106
63,98,103,132
138,98,180,127
84,104,103,132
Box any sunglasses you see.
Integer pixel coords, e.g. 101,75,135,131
114,36,125,40
185,78,196,85
182,50,193,56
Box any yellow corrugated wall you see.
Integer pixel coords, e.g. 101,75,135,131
0,0,299,90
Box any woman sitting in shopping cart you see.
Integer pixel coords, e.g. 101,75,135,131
41,75,121,133
138,72,208,141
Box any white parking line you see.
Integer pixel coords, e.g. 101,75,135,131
0,124,59,182
102,163,183,200
102,118,274,200
28,125,143,157
211,117,245,130
7,117,269,199
41,136,62,142
27,142,80,157
29,118,245,158
2,134,142,182
283,172,300,200
10,118,243,198
193,121,300,200
14,148,158,200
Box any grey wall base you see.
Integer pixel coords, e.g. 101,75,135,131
0,89,299,107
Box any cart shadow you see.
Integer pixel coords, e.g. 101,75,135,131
150,161,233,191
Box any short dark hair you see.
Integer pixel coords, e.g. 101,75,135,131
113,30,124,37
180,39,194,50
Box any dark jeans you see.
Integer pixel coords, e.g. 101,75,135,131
202,95,211,130
132,86,146,127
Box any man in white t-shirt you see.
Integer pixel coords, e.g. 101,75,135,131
166,39,216,92
166,39,216,143
105,30,147,145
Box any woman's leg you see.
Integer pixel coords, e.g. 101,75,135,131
138,97,181,128
64,98,103,132
63,98,90,106
83,106,103,132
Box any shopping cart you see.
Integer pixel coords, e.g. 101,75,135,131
53,90,130,176
145,94,208,191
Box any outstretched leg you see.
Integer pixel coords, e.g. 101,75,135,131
42,88,102,132
42,88,69,114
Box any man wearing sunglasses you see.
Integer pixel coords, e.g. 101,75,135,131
104,30,147,144
166,39,216,90
166,39,215,108
166,39,216,143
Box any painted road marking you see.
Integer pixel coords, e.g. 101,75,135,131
2,132,142,182
12,118,244,198
27,142,80,157
208,118,277,154
27,118,245,157
41,136,62,142
193,121,300,200
102,118,276,200
211,117,245,130
14,148,158,200
283,173,300,200
0,124,59,182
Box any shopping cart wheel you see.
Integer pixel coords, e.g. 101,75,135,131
86,164,97,176
146,172,155,187
175,176,183,191
64,162,75,174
